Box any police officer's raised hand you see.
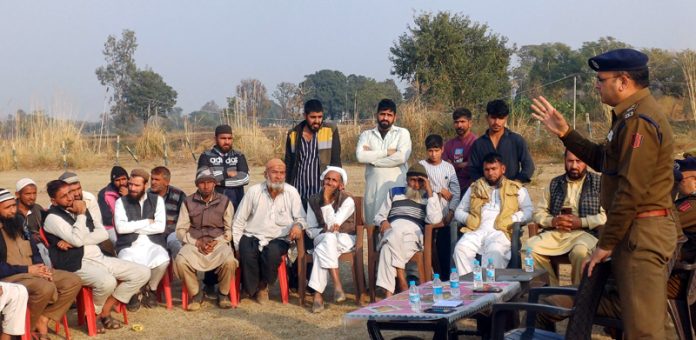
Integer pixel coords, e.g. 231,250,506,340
531,96,571,137
583,247,612,277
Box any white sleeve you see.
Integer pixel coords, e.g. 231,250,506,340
43,213,91,247
114,199,149,234
373,193,393,226
371,129,412,168
511,188,534,224
305,205,322,239
137,196,166,235
323,197,355,228
355,132,387,164
424,194,443,224
454,187,472,224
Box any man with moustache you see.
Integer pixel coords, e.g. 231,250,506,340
174,167,237,311
452,153,533,275
305,166,355,313
0,189,81,339
198,124,249,211
98,166,129,244
468,100,535,184
233,159,306,303
148,166,186,258
527,150,606,286
443,108,478,195
357,99,412,226
113,169,169,311
285,99,342,206
374,163,443,297
15,178,49,264
43,180,149,332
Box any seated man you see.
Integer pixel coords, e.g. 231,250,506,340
375,163,442,297
0,282,29,340
43,180,150,332
305,166,356,313
98,166,129,244
0,188,81,339
15,178,50,264
114,169,169,311
174,167,237,311
148,166,186,258
527,150,606,286
233,159,306,304
453,152,533,275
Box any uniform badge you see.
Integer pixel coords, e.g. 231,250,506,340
624,105,636,119
591,60,600,69
631,133,643,149
679,201,692,212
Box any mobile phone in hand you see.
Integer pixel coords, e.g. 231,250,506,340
561,207,573,215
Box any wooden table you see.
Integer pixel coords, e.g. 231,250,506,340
344,281,521,340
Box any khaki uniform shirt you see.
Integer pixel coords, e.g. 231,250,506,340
562,88,675,250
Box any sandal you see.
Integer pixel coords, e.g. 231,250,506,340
99,315,123,330
32,333,51,340
95,316,106,334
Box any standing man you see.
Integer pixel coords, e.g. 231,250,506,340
356,99,412,225
174,167,237,311
468,100,535,184
148,166,187,258
285,99,342,206
233,159,306,303
113,169,170,311
443,108,477,196
531,48,677,339
0,189,81,339
98,166,129,244
197,124,249,211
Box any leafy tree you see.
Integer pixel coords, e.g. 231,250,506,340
272,82,304,119
513,43,584,99
643,48,684,97
346,75,402,120
301,70,348,120
95,29,138,125
123,69,178,125
390,12,512,109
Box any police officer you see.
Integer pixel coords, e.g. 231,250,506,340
197,124,250,211
531,48,677,339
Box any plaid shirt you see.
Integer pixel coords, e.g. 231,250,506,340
149,186,186,236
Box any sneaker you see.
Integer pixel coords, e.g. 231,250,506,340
127,293,141,312
142,289,158,308
187,290,205,311
217,292,232,309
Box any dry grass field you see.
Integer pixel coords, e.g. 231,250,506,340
1,159,672,340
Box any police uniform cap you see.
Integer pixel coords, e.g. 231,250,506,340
588,48,648,72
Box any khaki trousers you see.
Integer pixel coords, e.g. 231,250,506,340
2,270,81,328
531,243,592,286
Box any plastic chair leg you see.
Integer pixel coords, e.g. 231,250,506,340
22,310,31,340
278,255,289,304
181,285,189,311
157,267,174,310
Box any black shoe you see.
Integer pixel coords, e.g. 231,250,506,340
142,289,158,308
217,291,232,309
127,293,141,312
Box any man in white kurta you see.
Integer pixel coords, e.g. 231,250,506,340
114,169,170,311
356,99,412,226
453,153,533,275
233,159,307,303
305,166,356,313
526,151,605,285
44,178,149,331
0,282,28,337
375,164,442,296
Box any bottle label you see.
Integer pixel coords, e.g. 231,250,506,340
409,293,420,304
450,280,459,289
473,272,482,282
525,258,534,269
486,269,494,279
433,286,443,295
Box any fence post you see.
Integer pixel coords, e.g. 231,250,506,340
115,135,121,165
61,141,68,170
125,146,140,164
11,143,18,170
163,136,169,166
585,112,592,139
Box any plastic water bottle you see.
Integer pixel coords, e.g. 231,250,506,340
408,280,421,312
486,258,496,282
524,247,535,273
432,274,444,302
449,267,460,298
472,260,483,289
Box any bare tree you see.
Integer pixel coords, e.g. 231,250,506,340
236,79,270,126
677,50,696,125
272,82,304,120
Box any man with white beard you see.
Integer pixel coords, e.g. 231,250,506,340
452,153,533,275
233,159,307,303
374,163,442,297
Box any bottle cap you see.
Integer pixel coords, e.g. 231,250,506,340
488,258,494,264
451,267,457,273
409,280,416,286
433,273,440,279
473,259,479,266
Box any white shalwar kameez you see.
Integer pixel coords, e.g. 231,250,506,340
114,195,170,269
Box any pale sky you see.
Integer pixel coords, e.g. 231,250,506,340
1,0,695,121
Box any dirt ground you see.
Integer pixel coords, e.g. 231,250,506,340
0,160,676,339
